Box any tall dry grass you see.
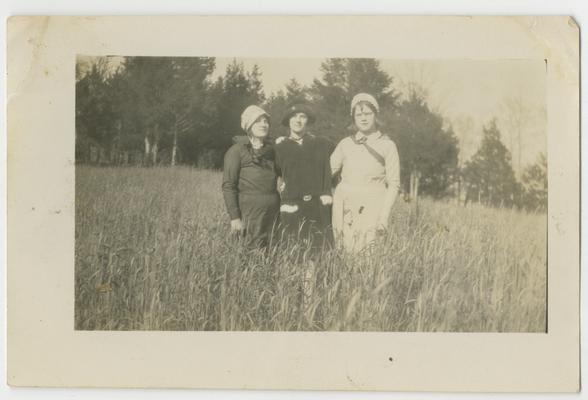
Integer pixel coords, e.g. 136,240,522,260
75,166,546,332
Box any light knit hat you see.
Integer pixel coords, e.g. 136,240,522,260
241,105,269,133
350,93,379,115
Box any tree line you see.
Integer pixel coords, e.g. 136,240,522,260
75,56,546,212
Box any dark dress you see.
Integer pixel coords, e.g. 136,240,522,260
222,139,280,248
274,134,335,250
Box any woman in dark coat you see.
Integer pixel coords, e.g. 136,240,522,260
222,105,280,248
274,102,335,250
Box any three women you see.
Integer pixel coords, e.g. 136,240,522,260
222,93,400,253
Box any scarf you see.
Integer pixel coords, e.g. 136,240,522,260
350,132,388,167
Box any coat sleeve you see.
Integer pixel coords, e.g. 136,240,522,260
273,144,282,178
330,140,344,176
378,140,401,226
222,145,242,220
320,138,335,196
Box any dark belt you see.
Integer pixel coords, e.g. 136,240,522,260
239,191,279,196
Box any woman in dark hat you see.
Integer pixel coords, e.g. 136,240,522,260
274,101,335,250
222,105,280,249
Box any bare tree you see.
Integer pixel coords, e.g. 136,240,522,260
500,93,529,179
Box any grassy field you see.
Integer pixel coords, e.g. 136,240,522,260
75,166,547,332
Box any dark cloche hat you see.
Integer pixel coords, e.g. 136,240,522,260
281,101,316,127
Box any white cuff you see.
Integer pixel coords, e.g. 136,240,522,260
280,204,299,213
320,195,333,205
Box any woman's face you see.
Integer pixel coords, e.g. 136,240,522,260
249,115,270,138
354,103,377,133
289,112,308,135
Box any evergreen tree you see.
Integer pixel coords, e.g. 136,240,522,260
109,56,215,165
166,57,216,165
75,58,123,162
117,57,176,164
203,60,266,167
389,91,459,198
310,58,399,142
520,152,547,212
247,64,266,104
462,120,520,207
75,60,117,148
264,78,311,138
285,77,307,100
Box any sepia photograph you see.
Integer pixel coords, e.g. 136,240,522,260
74,55,547,332
7,15,578,391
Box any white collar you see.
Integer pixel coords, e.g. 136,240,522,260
289,132,307,144
248,137,264,150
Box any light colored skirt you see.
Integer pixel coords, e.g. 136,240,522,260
332,182,386,253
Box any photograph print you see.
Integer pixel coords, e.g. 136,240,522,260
75,56,547,332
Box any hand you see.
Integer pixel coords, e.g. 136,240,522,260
230,219,244,233
275,136,286,144
320,195,333,206
277,178,286,193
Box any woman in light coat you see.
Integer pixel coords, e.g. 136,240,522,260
330,93,400,253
